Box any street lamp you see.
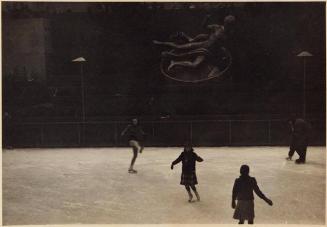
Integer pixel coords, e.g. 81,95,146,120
296,51,313,119
72,57,87,122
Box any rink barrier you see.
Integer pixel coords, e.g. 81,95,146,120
5,119,326,148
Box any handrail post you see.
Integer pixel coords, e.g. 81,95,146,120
268,120,271,145
229,120,232,146
114,122,118,146
190,121,193,144
78,123,81,146
40,124,44,147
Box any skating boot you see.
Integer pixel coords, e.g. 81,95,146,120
194,191,200,201
295,159,305,164
187,191,193,202
286,156,292,161
128,168,138,173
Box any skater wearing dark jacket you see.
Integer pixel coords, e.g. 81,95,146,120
171,143,203,202
121,118,145,173
286,118,311,164
232,165,273,224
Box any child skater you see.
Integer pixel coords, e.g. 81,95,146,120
232,165,273,224
121,118,145,173
171,142,203,202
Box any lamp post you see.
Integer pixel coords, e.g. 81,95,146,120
72,57,87,121
72,57,87,144
296,51,313,119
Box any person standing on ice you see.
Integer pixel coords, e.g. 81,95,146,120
121,118,145,173
286,118,311,164
171,143,203,202
232,165,273,224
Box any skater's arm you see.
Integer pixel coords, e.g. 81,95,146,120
196,155,204,162
172,154,183,165
140,127,146,136
232,179,238,201
137,127,146,140
253,178,265,199
178,32,194,42
231,179,238,208
192,34,209,42
178,32,208,42
253,178,273,205
121,125,130,136
171,153,183,169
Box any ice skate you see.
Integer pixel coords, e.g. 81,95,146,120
295,159,305,164
194,191,200,201
187,191,193,202
286,156,292,161
128,168,138,173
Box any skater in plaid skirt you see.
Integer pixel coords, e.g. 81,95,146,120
232,165,273,224
171,143,203,202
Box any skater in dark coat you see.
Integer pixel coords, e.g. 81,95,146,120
232,165,273,224
171,143,203,202
121,118,145,173
286,118,311,164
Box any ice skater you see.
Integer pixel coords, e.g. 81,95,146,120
286,118,311,164
171,143,203,202
121,118,146,173
232,165,273,224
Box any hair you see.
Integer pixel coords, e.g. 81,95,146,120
131,118,138,125
184,142,193,152
240,165,250,176
287,118,295,125
224,15,236,25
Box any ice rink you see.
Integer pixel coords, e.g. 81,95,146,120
3,146,326,225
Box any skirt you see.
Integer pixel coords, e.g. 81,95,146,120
180,172,198,185
233,200,255,220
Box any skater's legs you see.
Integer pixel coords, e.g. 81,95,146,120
129,140,139,170
298,147,307,163
168,55,205,70
190,185,196,191
190,185,200,201
139,143,144,153
238,219,244,224
129,140,141,153
294,149,302,161
287,134,296,160
130,147,138,169
302,147,307,162
248,219,254,224
185,185,191,191
288,148,295,159
185,185,193,202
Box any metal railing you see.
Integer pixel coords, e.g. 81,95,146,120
5,119,325,148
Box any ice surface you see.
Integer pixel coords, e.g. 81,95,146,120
2,146,326,225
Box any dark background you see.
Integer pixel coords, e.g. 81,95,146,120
2,2,326,147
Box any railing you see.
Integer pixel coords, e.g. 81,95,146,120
5,119,326,148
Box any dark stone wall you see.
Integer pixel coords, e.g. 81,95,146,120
2,2,325,147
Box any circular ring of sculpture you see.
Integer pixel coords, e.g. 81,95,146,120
160,47,232,83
